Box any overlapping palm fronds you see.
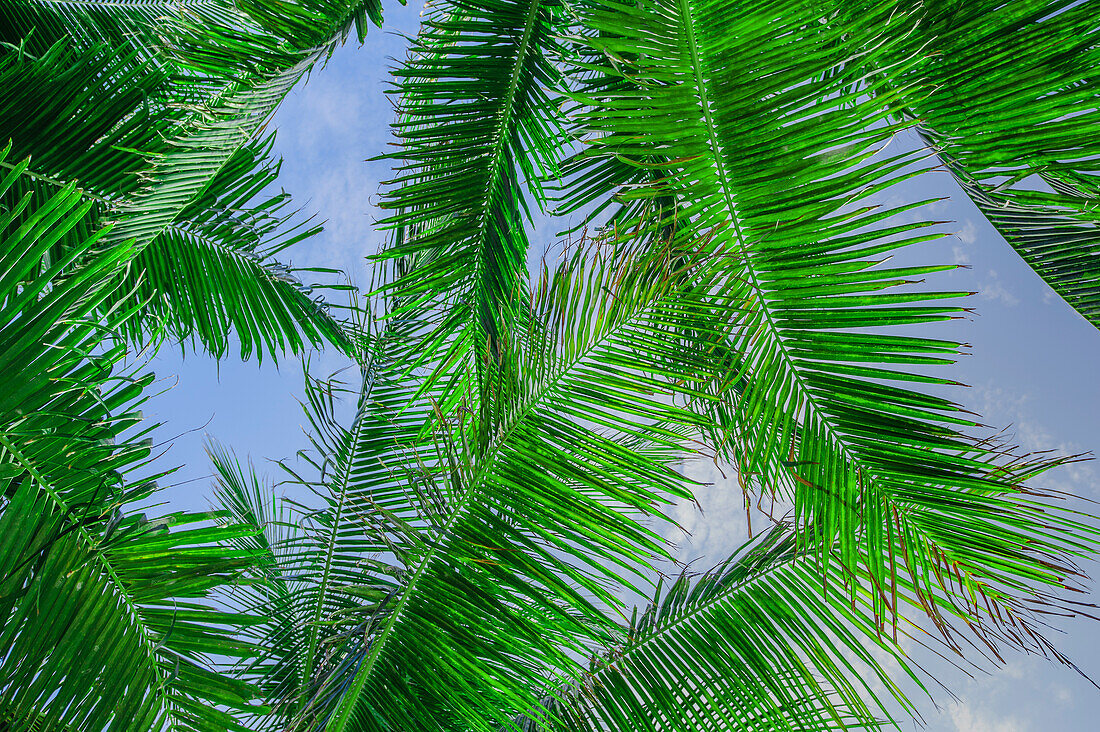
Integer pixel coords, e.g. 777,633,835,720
0,0,385,361
375,0,571,409
855,0,1100,328
552,0,1100,669
219,237,806,731
2,1,1099,731
0,148,264,732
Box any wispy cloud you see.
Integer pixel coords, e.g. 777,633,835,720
665,456,751,565
968,383,1096,497
976,269,1021,307
948,702,1028,732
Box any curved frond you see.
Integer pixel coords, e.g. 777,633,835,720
860,0,1100,328
0,36,179,199
99,0,391,359
520,526,928,732
560,0,1100,664
108,0,388,251
377,0,569,391
0,0,240,60
0,149,263,731
2,0,384,361
117,134,356,359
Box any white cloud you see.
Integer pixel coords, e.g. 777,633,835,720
664,454,802,568
957,219,979,246
935,662,1032,732
665,456,751,564
976,270,1020,307
295,160,383,274
948,702,1028,732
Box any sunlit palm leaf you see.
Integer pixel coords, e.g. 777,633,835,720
108,0,387,252
116,135,356,359
0,36,178,199
0,0,239,62
516,525,932,732
560,0,1100,663
861,0,1100,328
0,149,265,731
376,0,569,404
0,34,344,362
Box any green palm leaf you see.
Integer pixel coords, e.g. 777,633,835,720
517,525,930,732
858,0,1100,328
100,0,389,360
209,369,415,731
117,134,357,359
0,36,178,199
376,0,569,397
0,31,355,358
0,0,240,60
208,442,319,730
559,0,1099,661
107,0,387,253
0,148,264,732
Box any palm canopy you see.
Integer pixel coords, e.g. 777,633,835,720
0,144,270,731
1,0,1099,731
0,0,385,361
0,2,388,728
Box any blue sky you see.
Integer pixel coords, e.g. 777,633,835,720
146,6,1100,730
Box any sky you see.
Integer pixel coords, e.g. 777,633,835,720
144,5,1100,730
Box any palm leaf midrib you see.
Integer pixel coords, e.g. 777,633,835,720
669,0,879,480
520,527,911,731
0,161,114,204
476,0,543,235
321,255,696,731
650,0,1043,630
466,0,548,365
0,434,174,715
296,370,375,715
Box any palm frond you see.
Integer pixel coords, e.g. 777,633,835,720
98,0,389,359
116,134,356,360
0,35,179,199
859,0,1100,328
0,147,265,731
208,441,317,731
0,0,240,59
236,237,810,732
376,0,569,395
517,525,931,732
559,0,1100,663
